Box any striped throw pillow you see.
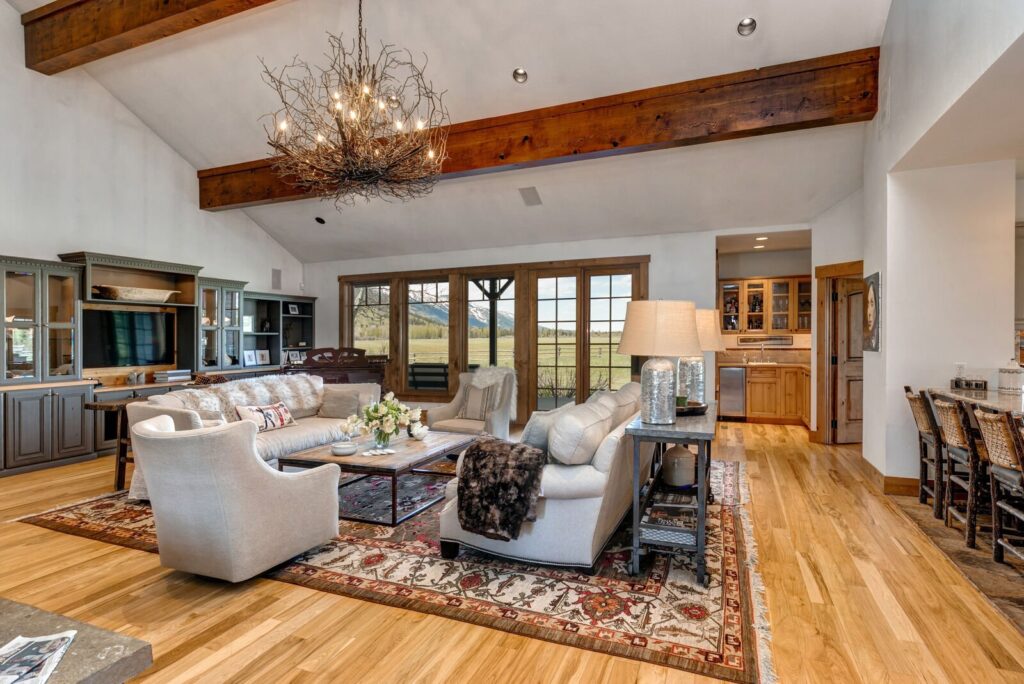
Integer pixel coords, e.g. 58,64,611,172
458,384,499,421
235,402,295,432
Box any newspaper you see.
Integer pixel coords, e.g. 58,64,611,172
0,631,76,684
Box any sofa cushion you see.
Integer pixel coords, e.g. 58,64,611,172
433,417,486,435
587,386,640,427
547,402,614,465
151,389,225,417
236,402,295,432
539,463,607,499
319,386,362,419
263,373,323,419
520,402,574,452
254,417,350,462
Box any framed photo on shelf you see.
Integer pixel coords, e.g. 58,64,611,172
256,350,271,365
242,350,257,367
242,315,254,333
287,304,300,315
288,350,303,364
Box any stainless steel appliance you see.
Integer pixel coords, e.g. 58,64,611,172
719,367,746,419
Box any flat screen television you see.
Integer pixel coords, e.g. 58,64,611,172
83,310,175,368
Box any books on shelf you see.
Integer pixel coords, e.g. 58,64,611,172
154,370,192,384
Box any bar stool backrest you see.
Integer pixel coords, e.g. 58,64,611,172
904,385,939,439
930,394,970,449
974,406,1024,471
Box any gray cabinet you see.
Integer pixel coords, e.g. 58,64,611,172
94,389,133,453
5,389,52,469
4,385,93,470
199,279,246,372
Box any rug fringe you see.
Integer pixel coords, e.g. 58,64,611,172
737,462,779,684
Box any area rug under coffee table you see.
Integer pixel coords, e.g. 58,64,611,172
19,461,774,683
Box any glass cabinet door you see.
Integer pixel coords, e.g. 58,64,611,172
222,329,241,369
719,282,741,332
4,270,40,382
6,271,37,324
769,280,792,331
744,281,765,331
223,289,241,329
797,279,813,331
5,327,37,381
201,329,220,369
200,287,219,328
45,272,78,379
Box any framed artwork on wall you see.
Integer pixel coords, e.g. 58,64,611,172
863,272,880,352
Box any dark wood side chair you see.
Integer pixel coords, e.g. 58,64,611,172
905,386,943,519
929,393,988,548
974,406,1024,563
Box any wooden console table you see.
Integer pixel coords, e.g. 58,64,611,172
85,397,143,490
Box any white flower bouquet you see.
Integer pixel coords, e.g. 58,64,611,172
361,392,413,448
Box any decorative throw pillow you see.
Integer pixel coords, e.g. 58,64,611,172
547,401,614,465
318,386,362,419
520,402,575,452
458,384,499,421
235,402,295,432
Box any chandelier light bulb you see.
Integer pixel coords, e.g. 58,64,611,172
387,95,400,110
349,110,358,120
377,99,385,110
415,120,426,130
316,134,326,143
395,120,404,131
333,91,341,100
361,84,370,95
278,120,288,131
427,149,435,159
334,101,343,111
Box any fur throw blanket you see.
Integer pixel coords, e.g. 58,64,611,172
470,366,517,422
457,436,545,542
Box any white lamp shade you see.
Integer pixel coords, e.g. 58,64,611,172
617,300,702,358
696,309,727,352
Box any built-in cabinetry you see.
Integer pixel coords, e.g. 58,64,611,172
737,365,810,425
4,384,94,472
198,278,246,372
719,276,811,333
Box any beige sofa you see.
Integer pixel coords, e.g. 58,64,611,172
126,373,380,500
131,415,340,583
439,382,654,571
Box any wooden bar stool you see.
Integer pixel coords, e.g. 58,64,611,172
974,405,1024,563
929,393,987,548
904,386,943,519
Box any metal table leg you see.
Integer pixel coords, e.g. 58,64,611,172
631,437,642,575
696,439,708,586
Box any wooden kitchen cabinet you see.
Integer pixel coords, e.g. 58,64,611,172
781,367,801,418
718,276,812,333
800,367,811,428
746,368,780,418
740,365,811,426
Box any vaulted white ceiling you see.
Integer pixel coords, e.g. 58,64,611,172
8,0,891,261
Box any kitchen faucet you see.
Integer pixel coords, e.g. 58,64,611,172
760,343,766,363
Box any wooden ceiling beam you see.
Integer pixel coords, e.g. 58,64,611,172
23,0,280,75
197,47,879,211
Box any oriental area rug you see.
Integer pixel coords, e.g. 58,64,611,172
19,461,775,683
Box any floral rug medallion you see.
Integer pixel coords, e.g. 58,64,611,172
20,461,774,683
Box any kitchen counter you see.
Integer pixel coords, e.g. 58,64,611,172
929,387,1024,415
718,362,811,371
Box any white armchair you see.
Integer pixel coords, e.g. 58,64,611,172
428,369,516,440
130,416,340,583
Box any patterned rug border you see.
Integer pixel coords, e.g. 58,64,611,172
16,463,776,683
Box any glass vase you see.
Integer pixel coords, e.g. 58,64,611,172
374,429,392,449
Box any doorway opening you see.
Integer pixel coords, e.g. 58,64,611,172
814,260,864,444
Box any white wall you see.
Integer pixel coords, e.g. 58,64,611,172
0,4,304,294
808,189,865,430
717,249,811,280
861,0,1024,476
305,223,808,402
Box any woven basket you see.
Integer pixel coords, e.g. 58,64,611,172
974,410,1022,470
905,393,934,434
933,400,968,448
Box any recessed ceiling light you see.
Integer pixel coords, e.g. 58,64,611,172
512,67,528,84
737,17,757,36
755,236,768,241
314,217,326,225
753,245,766,250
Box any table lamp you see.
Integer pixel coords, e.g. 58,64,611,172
679,309,727,405
617,300,702,424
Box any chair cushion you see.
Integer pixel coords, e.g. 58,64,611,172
547,402,614,465
236,402,295,432
992,463,1023,488
254,417,350,462
586,389,637,427
318,385,362,419
433,418,486,435
458,384,499,421
520,402,574,452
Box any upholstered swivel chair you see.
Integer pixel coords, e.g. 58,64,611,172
428,369,516,440
130,416,340,583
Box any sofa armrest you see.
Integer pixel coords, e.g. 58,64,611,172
262,463,341,519
539,464,607,499
484,402,512,441
125,403,205,431
427,398,461,426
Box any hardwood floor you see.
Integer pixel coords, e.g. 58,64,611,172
2,424,1023,682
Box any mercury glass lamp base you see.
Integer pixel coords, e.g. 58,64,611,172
640,356,677,424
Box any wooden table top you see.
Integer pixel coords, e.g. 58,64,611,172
85,397,145,411
281,431,476,474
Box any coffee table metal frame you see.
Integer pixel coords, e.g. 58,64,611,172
277,432,475,526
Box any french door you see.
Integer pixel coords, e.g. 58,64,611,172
529,264,645,413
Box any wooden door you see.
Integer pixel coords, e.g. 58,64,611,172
835,277,864,443
52,386,94,460
5,389,51,468
746,368,779,418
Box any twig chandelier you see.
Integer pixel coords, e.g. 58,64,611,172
261,0,449,208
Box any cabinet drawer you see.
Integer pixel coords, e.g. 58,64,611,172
747,367,779,380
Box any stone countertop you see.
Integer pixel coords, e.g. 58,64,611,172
718,362,811,371
929,387,1024,416
0,598,152,683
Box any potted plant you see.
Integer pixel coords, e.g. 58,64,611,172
361,393,413,449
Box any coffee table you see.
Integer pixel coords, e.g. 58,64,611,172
278,431,476,526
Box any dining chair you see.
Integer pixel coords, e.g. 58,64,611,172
905,386,943,519
928,392,988,548
974,405,1024,563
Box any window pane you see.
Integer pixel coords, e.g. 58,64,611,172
536,275,577,409
588,272,633,394
408,281,449,390
352,284,390,356
611,274,632,297
591,275,611,298
556,299,576,322
467,277,515,369
537,300,556,322
590,297,610,321
537,278,557,300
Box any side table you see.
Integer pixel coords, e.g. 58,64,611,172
624,402,717,585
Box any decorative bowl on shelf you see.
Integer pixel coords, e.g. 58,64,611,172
331,441,358,456
676,401,709,416
92,285,180,303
